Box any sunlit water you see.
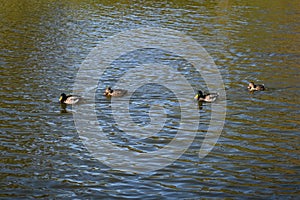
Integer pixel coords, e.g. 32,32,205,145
1,1,299,199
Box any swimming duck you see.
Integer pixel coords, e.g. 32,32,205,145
247,82,265,91
194,90,218,103
59,93,81,105
103,87,127,97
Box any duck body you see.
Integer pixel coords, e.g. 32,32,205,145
194,90,218,103
59,93,81,105
104,87,127,97
248,82,265,91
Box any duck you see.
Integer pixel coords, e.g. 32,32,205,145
103,87,127,97
247,82,265,91
194,90,218,103
59,93,81,105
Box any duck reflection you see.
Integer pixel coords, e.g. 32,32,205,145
60,103,68,113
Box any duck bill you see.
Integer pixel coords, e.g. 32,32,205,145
194,94,199,100
59,96,63,102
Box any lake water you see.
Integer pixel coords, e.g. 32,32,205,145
1,0,299,199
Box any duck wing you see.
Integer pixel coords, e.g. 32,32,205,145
65,95,81,104
205,93,218,102
113,89,127,97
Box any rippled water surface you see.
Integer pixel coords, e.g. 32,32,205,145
1,0,299,199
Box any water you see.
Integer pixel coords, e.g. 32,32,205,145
1,0,299,199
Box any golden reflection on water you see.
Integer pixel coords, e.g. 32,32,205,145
0,0,299,198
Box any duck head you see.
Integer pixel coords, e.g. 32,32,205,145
194,90,204,100
104,87,113,96
59,93,67,103
248,82,255,90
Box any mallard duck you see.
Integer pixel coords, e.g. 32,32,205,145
194,90,218,103
248,82,265,91
103,87,127,97
59,93,81,105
